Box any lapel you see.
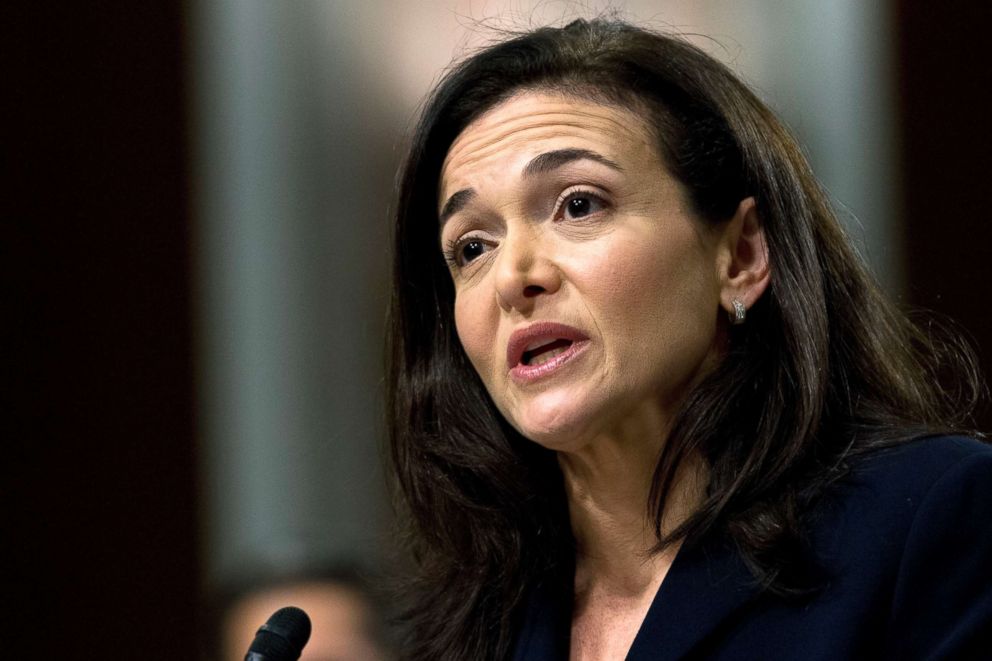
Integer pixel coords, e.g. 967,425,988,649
626,535,762,660
512,535,762,660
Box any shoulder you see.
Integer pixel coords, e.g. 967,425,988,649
812,434,992,558
811,434,992,658
814,435,992,534
848,433,992,487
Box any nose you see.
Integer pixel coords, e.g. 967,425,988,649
494,226,562,313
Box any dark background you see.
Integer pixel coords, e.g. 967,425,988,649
7,5,198,658
5,3,990,658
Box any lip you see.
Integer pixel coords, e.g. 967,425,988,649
506,322,590,384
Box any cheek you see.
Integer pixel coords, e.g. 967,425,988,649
588,232,718,360
453,292,497,376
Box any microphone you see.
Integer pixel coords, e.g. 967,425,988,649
244,606,312,661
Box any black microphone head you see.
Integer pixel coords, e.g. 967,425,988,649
245,606,312,661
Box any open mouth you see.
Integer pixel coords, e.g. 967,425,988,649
506,322,589,375
521,338,574,366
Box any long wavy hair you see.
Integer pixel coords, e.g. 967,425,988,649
386,18,983,660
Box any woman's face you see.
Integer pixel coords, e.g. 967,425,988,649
438,91,728,451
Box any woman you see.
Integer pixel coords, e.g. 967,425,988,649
387,19,991,660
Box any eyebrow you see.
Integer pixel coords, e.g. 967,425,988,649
522,147,622,177
438,148,622,227
438,189,476,226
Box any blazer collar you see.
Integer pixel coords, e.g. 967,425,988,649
513,534,762,660
627,535,761,659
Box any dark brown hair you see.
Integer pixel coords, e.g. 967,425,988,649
386,18,983,660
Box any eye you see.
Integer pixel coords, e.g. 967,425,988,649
460,239,487,263
443,236,493,268
557,189,608,221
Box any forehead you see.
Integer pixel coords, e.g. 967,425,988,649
439,91,660,198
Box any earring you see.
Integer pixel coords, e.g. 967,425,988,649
728,298,747,325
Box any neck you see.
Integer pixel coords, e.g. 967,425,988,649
557,404,706,596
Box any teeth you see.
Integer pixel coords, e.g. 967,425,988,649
530,346,567,366
525,338,559,353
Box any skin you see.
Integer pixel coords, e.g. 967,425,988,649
438,91,770,660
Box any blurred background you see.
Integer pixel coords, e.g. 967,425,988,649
7,1,990,658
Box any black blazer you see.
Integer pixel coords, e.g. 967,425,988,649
511,435,992,660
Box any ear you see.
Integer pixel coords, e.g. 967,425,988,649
715,197,771,318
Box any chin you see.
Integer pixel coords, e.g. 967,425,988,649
508,389,606,452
